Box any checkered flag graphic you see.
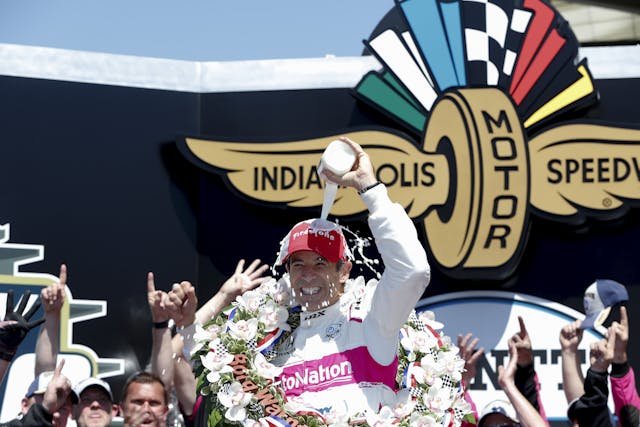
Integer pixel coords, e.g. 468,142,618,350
463,0,531,87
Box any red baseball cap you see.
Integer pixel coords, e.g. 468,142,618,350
277,219,349,265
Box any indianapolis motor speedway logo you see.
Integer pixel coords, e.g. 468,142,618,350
0,224,124,421
177,0,640,280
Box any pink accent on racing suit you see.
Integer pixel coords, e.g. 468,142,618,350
610,362,640,424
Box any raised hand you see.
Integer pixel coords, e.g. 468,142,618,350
165,281,198,327
321,137,377,192
219,259,270,302
589,326,616,373
42,359,72,415
457,332,484,390
498,341,519,389
42,264,67,314
509,316,533,366
559,320,583,352
0,289,45,357
147,272,170,323
611,305,628,364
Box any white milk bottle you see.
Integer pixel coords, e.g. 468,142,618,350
318,139,356,220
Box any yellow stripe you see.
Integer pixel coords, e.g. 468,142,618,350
524,65,594,128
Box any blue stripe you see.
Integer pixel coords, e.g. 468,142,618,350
400,0,458,89
440,0,466,85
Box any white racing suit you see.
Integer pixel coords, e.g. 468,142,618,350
272,184,430,419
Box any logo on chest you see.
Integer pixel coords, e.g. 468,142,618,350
325,322,343,340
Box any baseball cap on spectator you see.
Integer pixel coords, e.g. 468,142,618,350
478,400,519,427
72,377,114,403
277,219,350,265
580,279,628,330
26,371,54,398
26,371,79,403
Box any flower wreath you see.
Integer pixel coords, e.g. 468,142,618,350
192,276,474,427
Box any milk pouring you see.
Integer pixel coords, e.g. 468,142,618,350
318,140,357,220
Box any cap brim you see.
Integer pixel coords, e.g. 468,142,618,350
579,314,597,330
72,380,114,403
580,306,612,330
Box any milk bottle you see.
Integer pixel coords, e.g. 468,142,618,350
318,139,356,220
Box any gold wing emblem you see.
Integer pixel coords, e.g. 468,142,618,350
182,131,448,216
529,123,640,219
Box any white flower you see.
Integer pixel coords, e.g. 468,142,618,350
200,346,234,383
401,327,439,355
235,290,263,312
258,300,290,332
439,349,465,382
409,412,439,427
417,310,444,330
423,380,453,416
366,406,400,427
252,352,282,379
390,389,417,418
218,381,253,422
452,395,472,415
325,408,350,427
194,323,222,343
228,318,258,341
419,354,445,385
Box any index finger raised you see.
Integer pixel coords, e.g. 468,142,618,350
147,272,156,293
54,358,66,377
518,316,528,337
58,264,67,288
620,306,628,329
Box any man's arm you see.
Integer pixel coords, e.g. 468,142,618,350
147,272,175,392
559,320,585,404
171,334,197,417
31,359,72,427
324,137,430,365
457,332,484,426
195,259,269,325
35,264,66,376
499,341,548,427
510,316,548,423
609,307,640,422
566,331,616,427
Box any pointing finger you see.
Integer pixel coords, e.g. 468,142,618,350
518,316,528,337
147,272,156,293
620,306,628,330
54,358,66,377
59,264,67,288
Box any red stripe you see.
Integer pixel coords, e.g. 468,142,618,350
425,324,443,348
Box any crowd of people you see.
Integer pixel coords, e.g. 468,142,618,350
0,138,637,427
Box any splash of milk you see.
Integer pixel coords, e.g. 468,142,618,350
271,222,382,280
321,182,338,221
